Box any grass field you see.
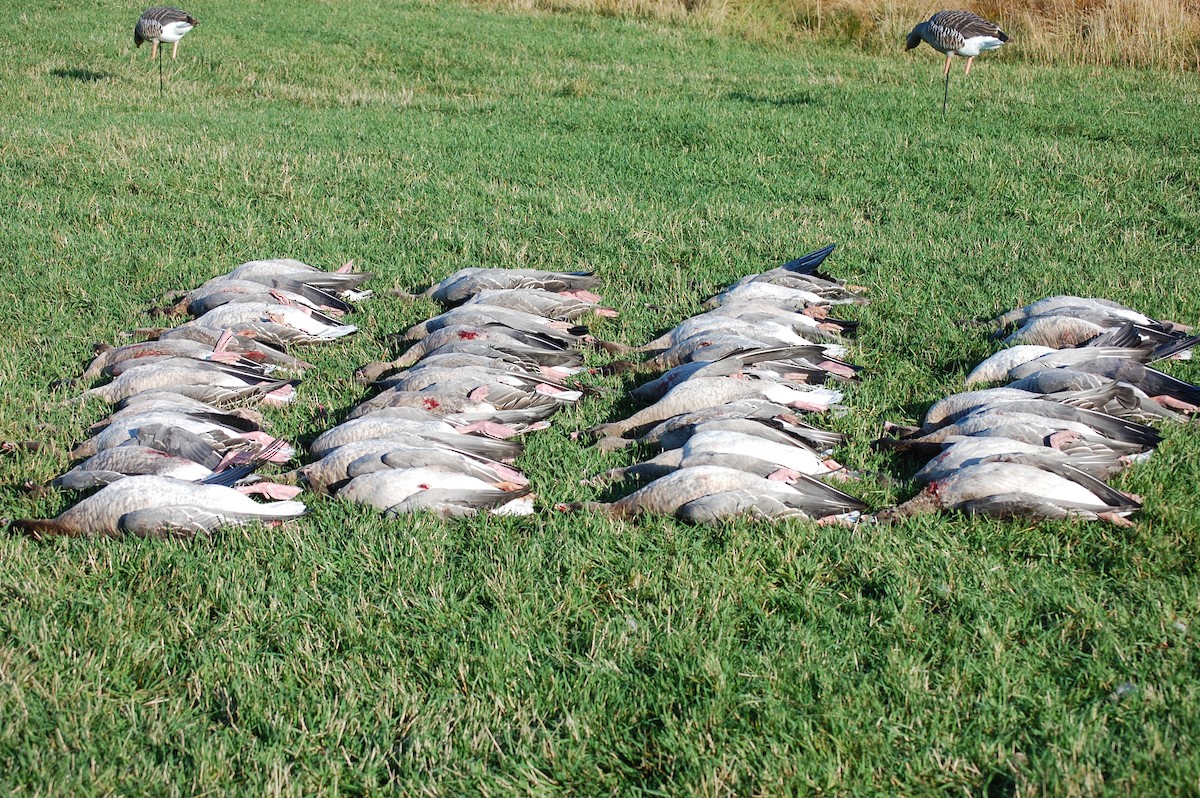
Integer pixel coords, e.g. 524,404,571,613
2,0,1200,793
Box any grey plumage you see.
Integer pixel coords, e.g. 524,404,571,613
134,7,198,58
906,10,1008,56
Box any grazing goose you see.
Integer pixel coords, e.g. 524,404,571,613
906,10,1008,77
906,10,1008,117
13,475,305,539
134,7,197,60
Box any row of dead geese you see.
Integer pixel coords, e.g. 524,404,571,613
11,247,1200,536
292,269,619,516
880,297,1198,525
13,259,372,538
568,244,872,523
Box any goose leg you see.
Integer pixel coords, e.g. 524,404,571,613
943,66,950,121
943,53,953,77
172,41,179,60
964,56,975,75
150,41,158,60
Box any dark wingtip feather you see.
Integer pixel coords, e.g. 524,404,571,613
778,244,836,276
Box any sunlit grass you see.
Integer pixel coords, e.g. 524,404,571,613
0,0,1198,794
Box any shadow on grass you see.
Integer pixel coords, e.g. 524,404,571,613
51,68,114,82
725,90,818,107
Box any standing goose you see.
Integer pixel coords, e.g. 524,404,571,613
906,10,1008,117
134,7,198,61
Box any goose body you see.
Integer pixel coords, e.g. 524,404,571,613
225,259,373,295
912,436,1125,485
14,476,304,538
589,377,842,440
584,465,863,523
992,296,1167,332
53,445,214,489
906,10,1008,75
186,302,358,342
463,289,616,321
887,462,1139,526
77,358,296,406
420,269,600,307
135,7,197,60
338,467,530,517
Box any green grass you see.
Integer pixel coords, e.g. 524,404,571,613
2,0,1200,793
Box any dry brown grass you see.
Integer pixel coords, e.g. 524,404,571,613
480,0,1200,69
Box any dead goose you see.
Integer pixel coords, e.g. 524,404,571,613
69,410,294,461
12,475,306,539
571,464,864,523
993,296,1191,334
644,333,848,371
337,467,531,517
73,358,297,406
224,258,373,296
596,399,843,453
382,324,599,371
610,429,841,484
344,385,563,427
879,461,1140,527
181,277,354,317
415,268,601,307
463,288,617,320
881,407,1158,459
80,336,263,382
357,338,585,384
589,377,843,441
911,436,1128,485
294,437,520,494
183,301,358,344
157,326,312,373
702,280,866,311
1006,369,1188,423
308,414,524,461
